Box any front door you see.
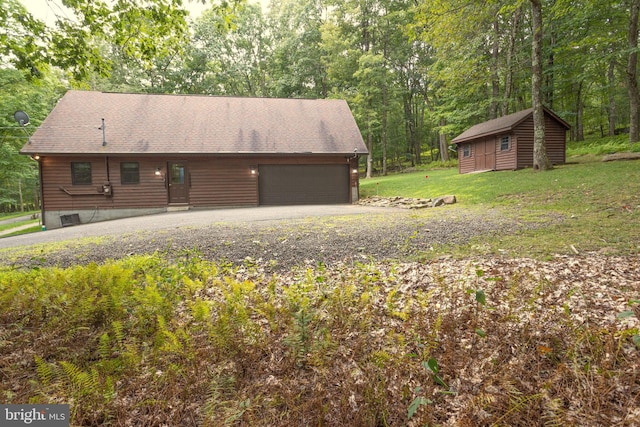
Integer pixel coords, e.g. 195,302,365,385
168,161,189,204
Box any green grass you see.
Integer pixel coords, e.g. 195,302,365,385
361,147,640,258
0,210,39,221
0,219,40,233
361,154,639,207
0,224,42,237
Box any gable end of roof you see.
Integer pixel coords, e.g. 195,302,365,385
451,106,570,145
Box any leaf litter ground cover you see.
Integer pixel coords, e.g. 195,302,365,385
0,252,638,426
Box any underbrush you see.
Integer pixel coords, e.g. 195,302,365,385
567,135,640,157
1,253,638,426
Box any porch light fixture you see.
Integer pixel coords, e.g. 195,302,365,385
155,167,162,176
31,154,40,161
352,168,358,174
250,166,258,175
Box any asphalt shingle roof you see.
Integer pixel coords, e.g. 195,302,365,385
21,91,368,156
450,107,570,144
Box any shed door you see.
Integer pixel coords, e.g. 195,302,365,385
259,165,350,205
475,139,496,171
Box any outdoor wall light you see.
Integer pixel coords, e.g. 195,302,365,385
352,168,358,174
155,167,162,176
250,166,258,175
31,154,40,161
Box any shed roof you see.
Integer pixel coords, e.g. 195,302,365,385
21,90,368,156
450,107,570,144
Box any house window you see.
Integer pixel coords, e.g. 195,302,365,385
71,162,92,185
500,135,511,151
462,144,471,158
120,162,140,185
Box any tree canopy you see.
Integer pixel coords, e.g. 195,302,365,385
1,0,637,210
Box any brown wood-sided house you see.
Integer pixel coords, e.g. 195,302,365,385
21,90,368,229
451,107,570,174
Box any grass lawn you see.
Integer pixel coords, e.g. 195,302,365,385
360,155,640,259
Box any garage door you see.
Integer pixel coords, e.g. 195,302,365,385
259,164,350,205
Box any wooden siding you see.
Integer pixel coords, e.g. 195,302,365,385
545,115,567,165
515,115,566,168
515,117,535,168
495,135,518,170
458,144,475,174
456,111,567,174
40,154,356,211
41,156,167,211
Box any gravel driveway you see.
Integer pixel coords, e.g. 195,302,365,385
0,204,539,271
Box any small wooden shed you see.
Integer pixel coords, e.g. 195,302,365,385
20,90,368,229
451,107,570,174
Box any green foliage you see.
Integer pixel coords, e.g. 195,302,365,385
407,391,432,420
423,357,448,389
0,68,64,213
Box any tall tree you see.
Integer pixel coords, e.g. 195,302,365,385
1,0,243,83
268,0,328,98
628,0,640,142
531,0,551,170
0,0,47,75
191,3,271,96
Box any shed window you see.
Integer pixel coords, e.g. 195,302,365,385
120,162,140,185
500,135,511,151
71,162,92,185
462,144,471,158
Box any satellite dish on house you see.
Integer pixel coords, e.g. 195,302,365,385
14,111,30,127
14,111,33,143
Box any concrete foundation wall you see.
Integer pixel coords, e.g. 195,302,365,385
44,207,168,230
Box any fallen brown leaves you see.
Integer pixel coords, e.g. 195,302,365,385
1,254,638,426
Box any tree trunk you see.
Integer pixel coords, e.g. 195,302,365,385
366,122,373,179
544,28,556,109
403,95,416,166
381,78,388,176
439,118,449,162
490,17,500,119
608,59,617,136
628,0,640,143
18,179,24,212
575,80,584,141
503,7,522,116
531,0,551,171
416,98,424,164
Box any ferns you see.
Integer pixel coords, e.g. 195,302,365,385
34,355,55,387
2,254,638,425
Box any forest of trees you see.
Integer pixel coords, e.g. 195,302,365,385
1,0,638,211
